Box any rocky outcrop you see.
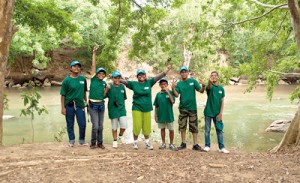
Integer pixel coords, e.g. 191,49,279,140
265,120,291,133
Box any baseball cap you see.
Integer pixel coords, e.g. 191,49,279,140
179,66,189,73
159,78,168,84
136,69,146,76
70,60,82,67
96,67,106,74
112,71,122,78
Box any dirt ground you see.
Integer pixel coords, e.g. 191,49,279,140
0,142,299,183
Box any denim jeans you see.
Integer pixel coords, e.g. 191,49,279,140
89,105,105,145
65,105,86,144
204,116,225,149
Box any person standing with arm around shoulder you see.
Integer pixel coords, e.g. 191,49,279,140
104,71,127,148
203,71,229,153
120,63,172,150
171,66,205,151
154,78,178,151
88,46,107,150
60,60,88,147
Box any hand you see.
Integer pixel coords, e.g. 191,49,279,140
61,107,66,116
171,78,177,89
105,84,111,91
198,78,205,85
217,113,222,121
208,77,213,84
93,45,99,53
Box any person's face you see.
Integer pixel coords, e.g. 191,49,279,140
180,70,189,80
210,72,219,83
137,73,146,82
97,72,106,80
159,81,168,90
70,64,81,74
113,76,121,85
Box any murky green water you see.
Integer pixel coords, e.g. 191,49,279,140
3,85,298,152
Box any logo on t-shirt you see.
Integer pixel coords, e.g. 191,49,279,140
121,90,124,93
80,81,84,84
144,87,149,90
189,83,194,86
219,91,223,94
166,95,169,98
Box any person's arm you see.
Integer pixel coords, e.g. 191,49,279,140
154,106,158,123
171,79,179,97
91,46,98,75
197,79,205,93
120,79,128,86
61,95,66,115
207,78,213,91
154,63,172,82
217,98,224,121
165,89,175,104
104,84,110,97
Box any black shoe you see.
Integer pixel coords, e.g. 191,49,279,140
90,143,96,149
192,144,204,151
97,143,105,149
177,142,186,150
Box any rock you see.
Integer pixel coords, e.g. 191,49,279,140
43,78,51,87
265,120,291,133
278,80,289,85
11,84,21,88
51,80,62,86
31,69,47,81
3,115,15,120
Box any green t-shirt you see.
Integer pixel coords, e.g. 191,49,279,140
60,75,87,109
175,78,201,110
89,76,106,100
127,78,156,112
153,90,175,123
106,84,127,119
204,84,225,117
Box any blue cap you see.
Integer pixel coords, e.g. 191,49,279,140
96,67,106,74
179,66,189,73
70,60,82,67
112,71,122,78
136,69,146,76
159,78,168,84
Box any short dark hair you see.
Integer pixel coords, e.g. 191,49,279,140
211,71,219,76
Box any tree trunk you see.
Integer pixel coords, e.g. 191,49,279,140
0,0,16,145
273,0,300,151
183,45,192,68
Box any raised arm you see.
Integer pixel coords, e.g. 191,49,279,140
198,79,205,93
91,45,98,75
171,79,179,97
154,63,172,82
165,89,175,104
120,79,128,86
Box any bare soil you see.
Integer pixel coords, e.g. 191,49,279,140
0,142,299,183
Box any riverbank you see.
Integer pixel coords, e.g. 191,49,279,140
0,142,299,182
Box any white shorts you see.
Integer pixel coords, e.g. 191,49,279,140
111,116,127,130
158,122,174,130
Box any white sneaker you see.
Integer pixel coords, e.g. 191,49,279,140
133,141,138,150
112,141,118,148
118,136,125,144
145,142,153,150
219,148,230,154
203,146,210,152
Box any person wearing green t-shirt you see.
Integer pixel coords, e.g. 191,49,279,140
203,71,229,153
154,78,178,151
104,71,127,148
88,46,107,150
60,60,87,147
172,66,205,151
121,64,171,150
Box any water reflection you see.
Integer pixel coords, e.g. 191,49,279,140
3,85,298,152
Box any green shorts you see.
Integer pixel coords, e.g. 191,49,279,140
178,109,198,133
132,110,151,136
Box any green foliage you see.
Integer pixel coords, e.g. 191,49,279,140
54,127,67,142
20,89,48,142
3,94,9,111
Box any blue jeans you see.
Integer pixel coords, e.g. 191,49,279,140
65,105,86,144
89,105,105,145
204,116,225,149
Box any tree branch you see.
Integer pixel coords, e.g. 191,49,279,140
247,0,288,9
269,70,300,77
267,11,289,44
227,4,288,26
132,0,144,31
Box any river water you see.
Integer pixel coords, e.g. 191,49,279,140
3,84,298,152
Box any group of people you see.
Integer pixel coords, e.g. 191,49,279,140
60,47,229,153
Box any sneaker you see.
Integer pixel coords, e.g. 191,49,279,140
192,144,204,151
118,136,125,144
97,143,105,149
219,148,230,154
133,141,138,150
112,141,118,148
79,143,89,146
68,143,74,147
177,142,186,150
145,141,154,150
90,143,96,149
169,144,178,151
203,146,210,152
159,143,167,149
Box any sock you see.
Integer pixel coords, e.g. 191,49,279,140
145,139,149,144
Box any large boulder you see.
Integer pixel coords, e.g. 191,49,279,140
265,119,291,133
